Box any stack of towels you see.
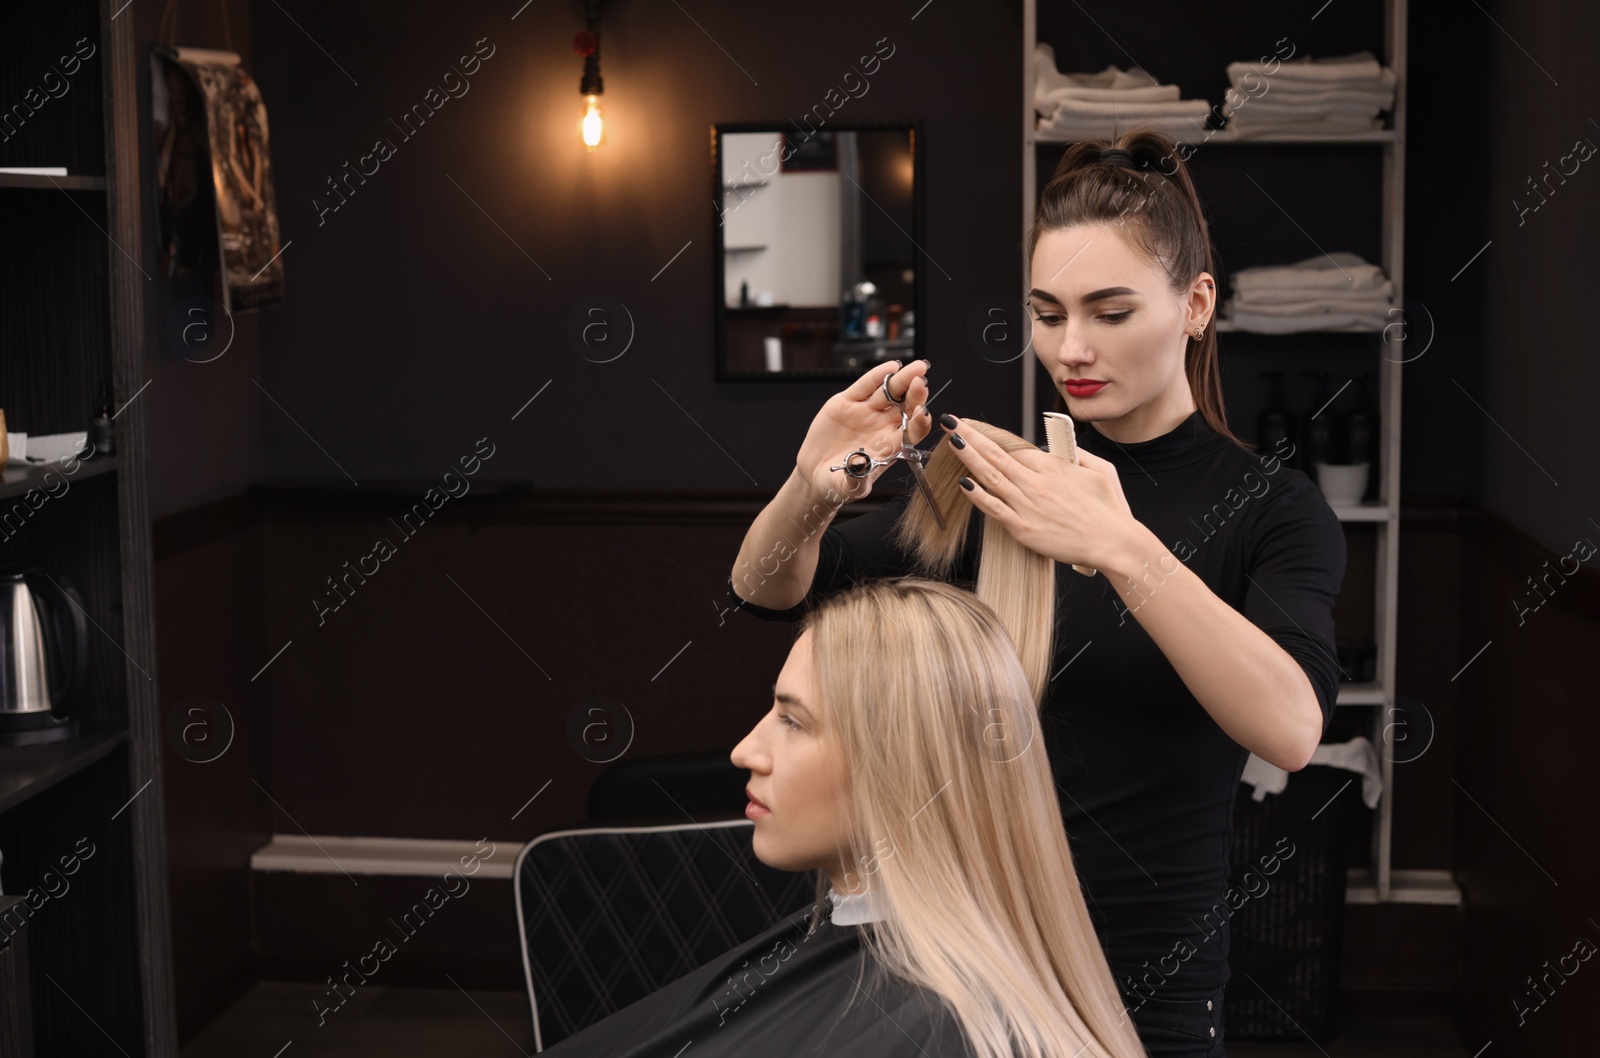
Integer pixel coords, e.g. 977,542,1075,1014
1035,43,1210,141
1221,51,1396,137
1223,252,1394,333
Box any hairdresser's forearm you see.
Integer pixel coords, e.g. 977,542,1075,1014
730,467,845,610
1103,526,1323,771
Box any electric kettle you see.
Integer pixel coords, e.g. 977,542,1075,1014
0,564,89,746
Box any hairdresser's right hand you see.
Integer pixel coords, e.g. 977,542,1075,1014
795,359,933,503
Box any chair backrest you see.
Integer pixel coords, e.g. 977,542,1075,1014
513,818,816,1051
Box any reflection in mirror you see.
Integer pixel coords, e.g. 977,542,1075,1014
713,124,921,380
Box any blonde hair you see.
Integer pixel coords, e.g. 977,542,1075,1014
892,417,1058,705
797,458,1146,1058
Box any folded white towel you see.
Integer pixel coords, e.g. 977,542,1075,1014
1226,70,1393,97
1225,309,1391,333
1227,102,1382,122
1228,61,1395,93
1222,116,1385,138
1234,280,1394,305
1046,98,1212,119
1037,113,1213,141
1238,51,1385,85
1240,84,1394,109
1038,84,1183,119
1240,736,1383,806
1034,43,1213,137
1040,83,1180,105
1036,44,1163,93
1226,295,1394,317
1231,252,1388,293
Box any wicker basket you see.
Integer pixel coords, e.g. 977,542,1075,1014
1223,763,1357,1041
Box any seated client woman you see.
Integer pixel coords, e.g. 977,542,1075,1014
543,426,1146,1058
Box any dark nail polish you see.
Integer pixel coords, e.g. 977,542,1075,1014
939,413,958,430
959,476,975,491
951,433,966,450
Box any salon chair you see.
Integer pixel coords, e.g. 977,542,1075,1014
513,818,815,1050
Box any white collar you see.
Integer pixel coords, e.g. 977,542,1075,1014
827,886,886,926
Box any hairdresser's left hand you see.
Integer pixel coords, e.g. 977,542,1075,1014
937,414,1142,572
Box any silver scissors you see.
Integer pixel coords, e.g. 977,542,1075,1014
828,374,947,529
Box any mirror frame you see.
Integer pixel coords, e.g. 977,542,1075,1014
711,120,926,382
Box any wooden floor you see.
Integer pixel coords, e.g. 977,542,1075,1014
181,982,1468,1057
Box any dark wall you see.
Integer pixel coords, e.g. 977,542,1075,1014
131,0,274,1043
251,487,806,839
138,0,1600,1044
229,0,1021,839
1400,0,1490,501
246,0,1023,486
152,500,274,1041
135,0,265,519
1474,2,1599,542
1451,1,1600,1055
1453,516,1598,1055
147,0,1022,1032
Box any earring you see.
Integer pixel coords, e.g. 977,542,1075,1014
1191,326,1206,340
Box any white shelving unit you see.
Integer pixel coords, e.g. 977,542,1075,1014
1020,0,1456,907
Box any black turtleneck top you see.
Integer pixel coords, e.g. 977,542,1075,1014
729,409,1346,1033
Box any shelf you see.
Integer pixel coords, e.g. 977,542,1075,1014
252,834,516,879
0,1,180,1049
0,173,107,191
1346,867,1462,906
0,454,117,500
1035,129,1395,146
724,244,769,252
1331,503,1391,523
1336,680,1385,706
0,727,125,815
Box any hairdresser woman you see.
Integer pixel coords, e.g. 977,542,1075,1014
726,127,1346,1058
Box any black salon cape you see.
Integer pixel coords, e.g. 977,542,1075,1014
729,409,1346,1041
535,909,976,1057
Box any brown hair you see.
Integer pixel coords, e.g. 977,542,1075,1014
1028,124,1247,450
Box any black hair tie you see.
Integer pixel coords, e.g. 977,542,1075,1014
1098,147,1137,168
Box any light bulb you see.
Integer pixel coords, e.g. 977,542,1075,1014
581,93,604,149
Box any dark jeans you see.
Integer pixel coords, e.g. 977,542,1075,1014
1131,984,1225,1057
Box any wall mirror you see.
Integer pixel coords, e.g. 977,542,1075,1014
712,122,924,381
